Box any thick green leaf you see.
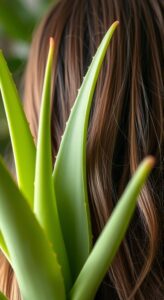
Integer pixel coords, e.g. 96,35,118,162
53,21,119,280
70,157,155,300
0,51,36,206
0,291,8,300
0,157,65,300
34,38,71,291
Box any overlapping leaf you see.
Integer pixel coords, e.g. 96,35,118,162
53,21,119,280
0,51,36,205
0,157,65,300
34,38,71,291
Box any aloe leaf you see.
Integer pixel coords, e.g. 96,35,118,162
52,21,119,280
34,38,71,291
0,157,65,300
0,291,8,300
70,157,155,300
0,51,36,206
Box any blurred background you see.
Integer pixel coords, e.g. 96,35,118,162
0,0,56,158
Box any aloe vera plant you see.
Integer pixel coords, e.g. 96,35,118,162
0,22,155,300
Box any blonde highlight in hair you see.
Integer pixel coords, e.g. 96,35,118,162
0,0,163,299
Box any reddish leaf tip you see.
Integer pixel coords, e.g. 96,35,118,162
49,37,55,49
144,156,156,169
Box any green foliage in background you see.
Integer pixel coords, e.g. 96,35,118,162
0,0,56,41
0,21,155,300
0,0,56,154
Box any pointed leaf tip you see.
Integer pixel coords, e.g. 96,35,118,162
69,156,155,300
52,20,119,280
113,20,119,27
49,37,55,48
143,156,156,169
34,32,71,290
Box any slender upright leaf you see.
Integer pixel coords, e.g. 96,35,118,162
0,51,36,206
53,21,119,280
34,38,71,291
0,157,65,300
70,157,155,300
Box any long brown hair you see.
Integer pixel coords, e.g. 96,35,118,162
0,0,163,299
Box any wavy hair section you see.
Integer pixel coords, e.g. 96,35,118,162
0,0,163,299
